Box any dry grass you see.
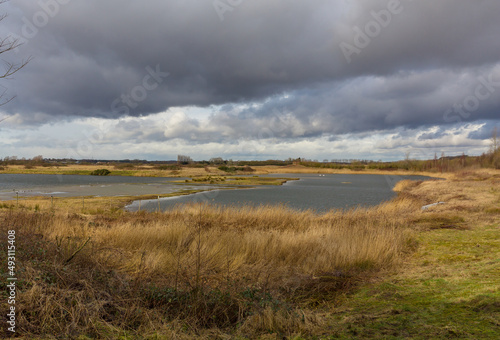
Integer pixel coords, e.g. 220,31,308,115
0,193,421,338
251,164,452,178
0,164,229,177
92,204,415,286
1,162,456,178
11,202,418,289
392,179,422,192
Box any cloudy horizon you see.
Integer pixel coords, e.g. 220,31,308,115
1,0,499,161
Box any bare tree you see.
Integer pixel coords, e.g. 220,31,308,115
209,157,224,165
1,0,31,107
177,154,193,164
491,127,498,153
490,127,500,169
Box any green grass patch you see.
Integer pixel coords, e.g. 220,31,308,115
412,213,469,230
328,223,500,339
90,168,111,176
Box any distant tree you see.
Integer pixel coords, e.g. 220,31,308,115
177,155,193,164
32,155,44,164
490,127,498,153
490,127,500,169
209,157,224,165
439,152,445,173
406,151,411,159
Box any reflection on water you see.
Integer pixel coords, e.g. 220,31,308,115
128,173,433,213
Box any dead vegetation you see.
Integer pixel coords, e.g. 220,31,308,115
0,194,422,338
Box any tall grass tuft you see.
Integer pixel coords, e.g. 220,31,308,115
0,193,421,338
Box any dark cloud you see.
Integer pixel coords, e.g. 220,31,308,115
1,0,500,139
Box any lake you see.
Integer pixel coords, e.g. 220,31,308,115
126,173,433,213
0,173,434,212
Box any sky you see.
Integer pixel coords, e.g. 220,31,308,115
0,0,499,161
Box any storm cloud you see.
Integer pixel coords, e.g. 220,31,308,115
1,0,499,159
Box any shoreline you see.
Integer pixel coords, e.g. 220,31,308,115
0,175,297,204
1,171,438,214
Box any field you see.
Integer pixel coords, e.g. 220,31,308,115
180,176,297,186
0,164,215,177
0,169,499,338
0,163,452,178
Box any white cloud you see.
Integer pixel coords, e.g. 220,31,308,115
1,111,495,161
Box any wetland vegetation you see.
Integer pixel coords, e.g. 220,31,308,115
0,168,498,338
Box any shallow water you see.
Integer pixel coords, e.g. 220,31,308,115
0,174,192,199
0,173,434,212
127,173,433,213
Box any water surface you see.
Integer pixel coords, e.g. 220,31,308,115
0,174,190,199
0,173,434,213
128,173,432,213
